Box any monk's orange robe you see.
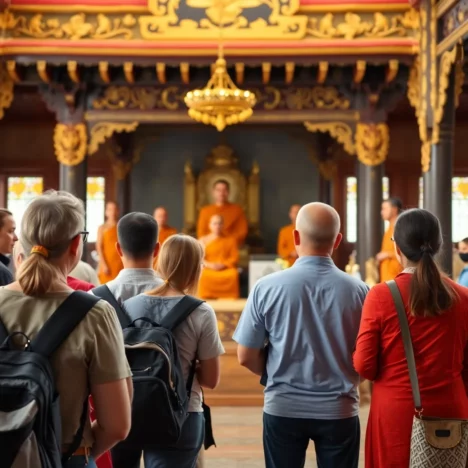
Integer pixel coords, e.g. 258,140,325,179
379,222,402,282
197,203,248,245
198,236,239,299
98,225,123,284
277,223,297,266
159,225,177,244
154,226,177,270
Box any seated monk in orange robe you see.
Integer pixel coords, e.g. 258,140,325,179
376,197,403,282
97,201,123,284
197,179,248,246
153,206,177,269
198,214,239,299
277,204,301,267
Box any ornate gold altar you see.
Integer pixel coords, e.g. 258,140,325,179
183,144,260,243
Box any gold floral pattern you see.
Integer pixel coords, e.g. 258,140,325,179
0,64,14,120
308,10,419,40
1,11,136,40
53,123,87,166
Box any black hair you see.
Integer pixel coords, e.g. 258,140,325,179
384,197,403,214
117,212,158,260
394,208,457,317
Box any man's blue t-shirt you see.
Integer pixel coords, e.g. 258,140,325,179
233,256,369,420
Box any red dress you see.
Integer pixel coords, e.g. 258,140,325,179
354,273,468,468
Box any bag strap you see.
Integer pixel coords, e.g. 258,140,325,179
0,315,8,344
386,280,422,411
62,398,89,465
30,291,99,357
160,295,204,331
91,285,128,328
160,295,204,397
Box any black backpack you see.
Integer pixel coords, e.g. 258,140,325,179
0,291,99,468
92,285,204,449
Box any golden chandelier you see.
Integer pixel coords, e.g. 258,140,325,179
184,2,256,132
184,56,256,132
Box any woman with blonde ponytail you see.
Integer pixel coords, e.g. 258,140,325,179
121,234,224,468
0,190,133,468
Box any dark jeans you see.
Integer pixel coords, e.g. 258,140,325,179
111,413,205,468
263,412,360,468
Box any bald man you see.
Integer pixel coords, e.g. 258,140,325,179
234,203,369,468
277,204,301,266
153,206,177,245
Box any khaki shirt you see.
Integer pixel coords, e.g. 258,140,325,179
0,289,131,447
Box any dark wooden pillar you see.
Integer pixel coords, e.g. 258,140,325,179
357,161,384,273
423,68,455,276
59,158,87,202
111,132,135,216
319,176,333,205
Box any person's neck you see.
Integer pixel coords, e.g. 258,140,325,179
389,216,398,225
298,250,332,258
215,201,227,207
122,257,153,269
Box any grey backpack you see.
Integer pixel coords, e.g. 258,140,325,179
0,291,99,467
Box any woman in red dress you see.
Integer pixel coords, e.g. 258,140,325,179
354,208,468,468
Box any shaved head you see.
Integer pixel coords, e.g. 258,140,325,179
296,203,341,250
153,206,168,226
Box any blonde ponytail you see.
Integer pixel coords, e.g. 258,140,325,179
17,254,56,296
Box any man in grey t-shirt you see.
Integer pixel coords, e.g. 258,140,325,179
91,212,163,304
234,203,369,468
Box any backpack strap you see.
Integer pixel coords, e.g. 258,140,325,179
160,295,204,398
91,285,128,328
159,295,204,331
30,291,99,357
0,316,8,344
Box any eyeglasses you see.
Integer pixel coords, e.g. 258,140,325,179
79,231,89,243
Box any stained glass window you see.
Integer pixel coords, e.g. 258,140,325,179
7,177,44,234
346,176,390,243
452,177,468,242
86,177,105,243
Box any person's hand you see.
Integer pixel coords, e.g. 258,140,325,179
375,252,389,263
102,264,110,275
289,250,298,258
212,263,226,271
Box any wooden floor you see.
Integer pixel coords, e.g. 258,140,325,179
203,405,370,468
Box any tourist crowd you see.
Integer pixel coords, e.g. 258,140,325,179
1,188,468,468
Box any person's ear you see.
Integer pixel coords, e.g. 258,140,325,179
69,235,81,256
333,233,343,251
116,242,123,257
293,229,300,246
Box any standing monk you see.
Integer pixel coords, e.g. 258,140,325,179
198,214,239,299
97,201,123,284
376,197,403,282
153,206,177,244
277,204,301,267
197,179,248,246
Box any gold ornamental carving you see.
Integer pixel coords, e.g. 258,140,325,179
140,0,308,40
0,11,136,39
54,123,87,166
93,86,184,111
432,45,463,144
0,4,420,42
88,121,139,155
0,64,14,120
455,61,464,108
92,85,350,112
355,123,389,166
307,10,419,40
304,121,355,156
